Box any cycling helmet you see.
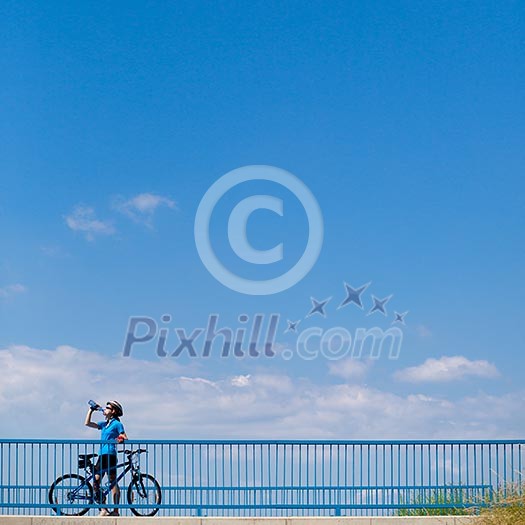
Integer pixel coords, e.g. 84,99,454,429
106,400,123,417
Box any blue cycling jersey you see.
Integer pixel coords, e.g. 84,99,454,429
97,418,125,455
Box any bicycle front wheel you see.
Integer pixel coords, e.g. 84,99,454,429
127,473,161,516
49,473,93,516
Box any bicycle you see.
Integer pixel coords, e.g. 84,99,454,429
48,448,162,516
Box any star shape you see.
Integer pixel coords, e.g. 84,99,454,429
392,311,408,325
285,319,301,333
368,294,393,316
338,281,371,310
307,296,331,318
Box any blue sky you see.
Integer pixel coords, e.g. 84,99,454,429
1,1,524,438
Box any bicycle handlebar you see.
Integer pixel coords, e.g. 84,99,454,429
122,448,147,455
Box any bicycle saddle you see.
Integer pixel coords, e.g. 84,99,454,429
78,453,98,459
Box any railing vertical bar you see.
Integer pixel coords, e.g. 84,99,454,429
434,443,438,488
419,444,423,488
24,443,27,514
503,443,507,485
412,444,416,487
405,444,408,488
426,444,430,489
473,443,477,497
306,443,310,510
366,444,370,511
496,444,500,493
176,442,180,515
443,443,446,487
314,443,317,509
360,443,363,492
8,443,11,515
182,443,187,513
481,443,484,489
466,443,470,488
244,443,247,512
489,443,493,489
15,443,19,511
190,443,194,511
397,443,401,489
518,443,523,486
452,443,456,486
382,443,385,493
389,443,393,491
458,443,462,487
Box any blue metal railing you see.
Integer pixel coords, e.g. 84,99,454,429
0,440,522,516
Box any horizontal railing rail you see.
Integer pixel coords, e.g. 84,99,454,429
0,439,523,516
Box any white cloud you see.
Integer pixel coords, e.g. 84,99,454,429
328,358,370,381
231,375,251,387
179,376,220,390
395,355,500,383
0,283,27,299
65,206,115,240
0,345,519,440
115,193,176,225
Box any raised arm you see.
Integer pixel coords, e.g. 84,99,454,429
84,407,99,429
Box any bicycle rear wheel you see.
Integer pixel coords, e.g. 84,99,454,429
127,473,161,516
49,473,93,516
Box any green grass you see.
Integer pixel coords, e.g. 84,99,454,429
395,484,525,523
478,484,525,525
397,487,477,516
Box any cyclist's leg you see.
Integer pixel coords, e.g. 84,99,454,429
94,455,109,515
93,457,103,501
107,455,120,515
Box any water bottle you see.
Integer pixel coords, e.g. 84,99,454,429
88,400,103,411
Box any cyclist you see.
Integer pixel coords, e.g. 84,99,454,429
85,400,128,516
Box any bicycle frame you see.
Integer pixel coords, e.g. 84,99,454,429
72,453,141,503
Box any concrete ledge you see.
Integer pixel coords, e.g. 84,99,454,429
0,517,482,525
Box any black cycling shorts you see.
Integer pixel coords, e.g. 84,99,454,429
95,454,117,477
